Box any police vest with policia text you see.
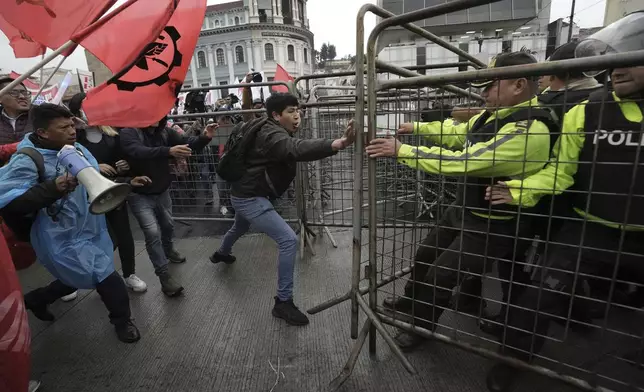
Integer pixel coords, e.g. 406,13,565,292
574,90,644,226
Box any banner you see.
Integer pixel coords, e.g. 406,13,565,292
9,71,58,103
82,0,207,127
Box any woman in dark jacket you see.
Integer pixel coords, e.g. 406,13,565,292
68,93,147,293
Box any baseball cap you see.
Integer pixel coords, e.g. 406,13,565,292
471,51,539,88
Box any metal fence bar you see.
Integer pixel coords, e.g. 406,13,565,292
378,50,644,91
374,59,484,102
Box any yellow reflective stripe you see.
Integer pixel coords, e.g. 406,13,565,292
574,208,644,231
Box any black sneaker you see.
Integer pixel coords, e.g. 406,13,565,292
159,271,184,297
114,320,141,343
166,249,186,264
25,303,54,322
486,363,517,392
209,251,236,264
382,295,413,312
272,297,309,326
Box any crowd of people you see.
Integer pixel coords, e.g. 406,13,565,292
0,11,642,392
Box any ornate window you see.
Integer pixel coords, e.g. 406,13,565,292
265,43,275,61
216,48,225,65
235,16,240,25
287,45,295,61
197,51,207,68
235,45,245,63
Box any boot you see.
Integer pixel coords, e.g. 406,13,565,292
393,331,427,352
165,249,186,264
159,271,184,297
382,295,413,313
114,320,141,343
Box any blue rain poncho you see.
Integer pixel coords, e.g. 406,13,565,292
0,134,115,289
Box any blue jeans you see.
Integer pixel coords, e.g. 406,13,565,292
128,190,174,275
218,196,298,301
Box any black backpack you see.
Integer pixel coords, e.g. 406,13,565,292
1,147,46,241
216,117,268,182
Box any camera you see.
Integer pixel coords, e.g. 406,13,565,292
251,72,263,83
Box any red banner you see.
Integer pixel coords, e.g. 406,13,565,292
9,72,59,103
273,64,294,93
0,0,116,53
82,0,207,127
79,0,178,74
0,14,44,58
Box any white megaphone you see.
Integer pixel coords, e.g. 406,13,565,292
57,145,131,215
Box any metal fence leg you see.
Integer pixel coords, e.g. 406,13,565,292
327,319,371,392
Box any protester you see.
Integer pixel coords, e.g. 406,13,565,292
209,92,355,326
0,77,31,145
0,104,145,343
366,52,556,350
68,93,147,292
483,15,644,391
120,117,216,297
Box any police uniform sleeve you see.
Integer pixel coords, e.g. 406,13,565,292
505,104,586,207
397,117,550,177
412,114,477,149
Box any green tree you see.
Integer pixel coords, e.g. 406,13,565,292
320,43,329,62
327,44,337,60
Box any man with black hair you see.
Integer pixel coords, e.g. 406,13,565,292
209,92,355,326
120,117,216,297
0,77,32,145
0,103,142,343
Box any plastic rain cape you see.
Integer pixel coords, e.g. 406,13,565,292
0,134,114,289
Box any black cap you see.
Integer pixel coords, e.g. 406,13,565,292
548,41,579,62
471,51,539,88
68,92,87,117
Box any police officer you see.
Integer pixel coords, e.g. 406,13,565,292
365,51,557,350
472,40,606,335
483,13,644,392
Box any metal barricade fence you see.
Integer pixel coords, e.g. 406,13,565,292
167,81,299,223
306,1,644,392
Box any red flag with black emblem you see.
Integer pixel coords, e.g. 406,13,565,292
0,14,45,58
78,0,179,74
0,0,116,54
81,0,207,127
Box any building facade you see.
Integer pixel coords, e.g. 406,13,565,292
184,0,314,99
604,0,641,25
374,0,552,77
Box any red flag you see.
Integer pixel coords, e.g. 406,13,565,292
0,15,45,58
82,0,207,127
78,0,178,74
273,64,294,93
0,0,116,53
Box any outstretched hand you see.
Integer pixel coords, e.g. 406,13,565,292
365,137,402,158
331,119,356,151
485,181,514,205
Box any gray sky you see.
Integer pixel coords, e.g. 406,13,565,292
0,0,607,75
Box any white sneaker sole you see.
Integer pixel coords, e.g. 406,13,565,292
126,284,148,293
60,292,78,302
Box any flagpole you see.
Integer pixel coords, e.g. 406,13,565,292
0,40,75,98
32,55,69,103
0,0,142,98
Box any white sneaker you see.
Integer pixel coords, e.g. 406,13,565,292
61,291,78,302
28,380,41,392
124,275,148,292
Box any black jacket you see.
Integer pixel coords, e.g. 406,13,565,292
120,121,212,195
231,119,336,198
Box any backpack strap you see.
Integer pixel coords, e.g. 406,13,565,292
15,147,46,183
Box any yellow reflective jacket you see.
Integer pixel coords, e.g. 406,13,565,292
506,92,644,230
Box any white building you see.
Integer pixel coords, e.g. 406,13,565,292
184,0,314,100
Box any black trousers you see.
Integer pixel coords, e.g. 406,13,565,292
24,271,131,326
106,203,136,278
404,206,532,328
502,219,644,360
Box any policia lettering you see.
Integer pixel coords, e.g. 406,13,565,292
594,129,644,146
